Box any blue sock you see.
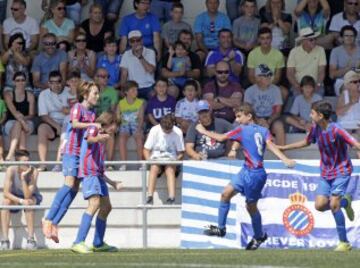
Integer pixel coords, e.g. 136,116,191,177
93,217,107,247
46,185,72,221
218,201,230,229
52,189,78,225
332,210,348,242
74,213,93,244
251,210,263,239
340,198,348,208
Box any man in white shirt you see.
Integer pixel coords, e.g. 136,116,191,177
2,0,39,51
37,71,72,171
143,114,184,205
120,30,156,100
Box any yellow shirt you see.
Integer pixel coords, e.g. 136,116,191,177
247,46,285,73
118,98,144,124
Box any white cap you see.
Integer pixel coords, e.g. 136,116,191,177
128,30,142,39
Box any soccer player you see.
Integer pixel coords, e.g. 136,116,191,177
71,112,121,253
277,100,357,252
42,81,100,243
196,103,295,250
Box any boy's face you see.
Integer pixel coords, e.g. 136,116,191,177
17,155,30,171
256,75,272,88
302,85,315,98
126,87,138,99
104,42,117,55
171,7,183,22
310,109,323,124
155,81,168,96
87,86,100,106
183,86,196,101
243,1,256,17
235,111,251,124
67,77,80,90
175,44,187,57
259,33,272,48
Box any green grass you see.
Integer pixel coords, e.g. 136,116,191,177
0,249,359,268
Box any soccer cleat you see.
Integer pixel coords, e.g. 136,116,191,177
0,240,10,251
51,224,59,243
71,242,92,254
246,233,268,250
203,225,226,237
343,194,354,221
334,241,352,252
91,242,118,252
42,219,52,239
26,238,37,250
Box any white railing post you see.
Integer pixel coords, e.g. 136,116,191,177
141,162,148,248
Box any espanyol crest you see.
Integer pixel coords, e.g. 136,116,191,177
283,192,314,236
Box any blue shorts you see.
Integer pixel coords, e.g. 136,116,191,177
10,193,43,213
62,154,79,177
316,176,350,197
82,176,109,200
118,122,138,135
231,167,267,203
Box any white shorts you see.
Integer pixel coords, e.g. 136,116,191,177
3,120,34,136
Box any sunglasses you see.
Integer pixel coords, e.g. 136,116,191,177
14,78,26,82
11,7,20,11
43,41,56,46
347,1,359,6
129,38,142,43
57,6,66,10
16,41,25,45
216,70,230,75
49,80,62,84
96,74,109,79
75,39,86,43
350,80,360,84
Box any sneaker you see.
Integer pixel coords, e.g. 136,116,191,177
334,241,352,252
91,242,118,252
166,198,175,205
51,225,59,243
119,165,126,171
203,225,226,237
42,219,52,239
146,196,153,205
246,233,268,250
26,238,37,250
51,165,62,172
107,165,115,171
0,240,10,251
71,242,92,254
343,194,354,221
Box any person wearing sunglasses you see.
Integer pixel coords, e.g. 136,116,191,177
2,0,40,52
41,0,75,44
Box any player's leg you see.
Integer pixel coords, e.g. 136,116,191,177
24,197,37,249
146,164,161,204
0,198,13,250
165,165,176,203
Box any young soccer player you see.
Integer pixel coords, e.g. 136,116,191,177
196,103,295,250
42,81,101,243
72,112,121,253
278,100,358,252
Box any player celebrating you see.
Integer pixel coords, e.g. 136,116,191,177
277,100,357,252
196,103,295,250
43,81,100,243
72,112,121,253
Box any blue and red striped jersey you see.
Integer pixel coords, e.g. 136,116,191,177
78,126,105,177
306,123,356,179
226,124,272,169
63,103,96,156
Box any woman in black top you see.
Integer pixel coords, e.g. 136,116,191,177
3,71,35,161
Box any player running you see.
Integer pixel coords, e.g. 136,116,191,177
71,112,121,253
277,100,357,252
196,103,295,250
42,81,100,243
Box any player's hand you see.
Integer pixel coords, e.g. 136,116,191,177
195,124,206,134
92,123,102,129
21,166,34,180
23,199,35,206
284,159,296,168
113,181,123,191
192,153,202,161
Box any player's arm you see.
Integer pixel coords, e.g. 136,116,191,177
277,138,310,151
336,127,360,150
3,168,24,204
72,119,101,130
266,140,296,168
228,141,240,159
195,124,228,142
103,175,122,191
87,133,110,144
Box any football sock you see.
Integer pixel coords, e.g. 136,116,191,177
93,217,107,247
340,198,348,208
52,189,78,225
332,209,348,242
251,210,263,239
46,185,72,221
74,213,93,244
218,201,230,229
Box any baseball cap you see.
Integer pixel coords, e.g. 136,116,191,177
255,64,273,77
196,100,210,112
128,30,142,39
344,70,360,85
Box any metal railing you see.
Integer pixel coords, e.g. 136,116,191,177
0,160,184,248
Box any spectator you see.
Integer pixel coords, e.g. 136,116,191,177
232,0,260,54
93,0,124,24
37,71,73,171
162,29,202,97
330,25,360,96
79,3,114,53
0,150,42,250
175,79,199,134
0,0,7,24
287,27,327,96
162,2,191,49
119,0,162,61
31,33,67,97
144,114,184,205
185,100,233,160
285,75,322,133
151,0,181,23
0,96,6,163
226,0,241,23
146,78,176,128
294,0,331,48
205,28,244,83
336,70,360,132
0,59,4,89
117,81,145,171
247,27,287,100
194,0,231,61
68,32,96,81
41,0,75,44
3,71,35,161
329,0,360,47
96,37,122,89
120,30,156,100
203,61,243,123
1,33,31,92
259,0,292,55
2,0,39,51
244,64,285,145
